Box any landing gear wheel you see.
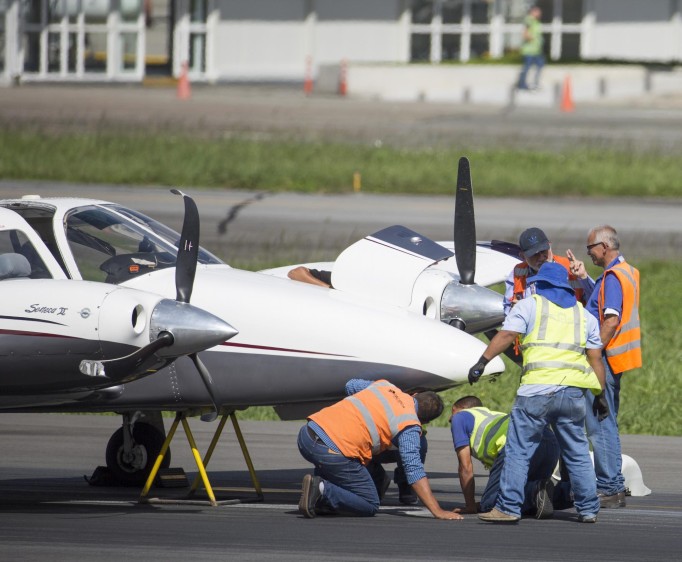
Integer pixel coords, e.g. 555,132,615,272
105,422,171,486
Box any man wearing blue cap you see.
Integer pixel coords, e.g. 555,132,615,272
468,262,609,524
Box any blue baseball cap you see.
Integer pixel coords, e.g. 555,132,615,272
527,262,572,290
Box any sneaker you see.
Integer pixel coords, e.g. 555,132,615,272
478,508,520,523
598,491,626,509
378,474,391,501
578,513,598,523
397,482,418,505
534,479,554,520
298,474,322,518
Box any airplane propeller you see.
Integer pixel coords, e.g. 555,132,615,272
171,189,221,421
80,190,235,419
441,156,506,333
171,188,199,304
454,156,476,286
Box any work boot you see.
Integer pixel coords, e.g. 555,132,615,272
298,474,323,518
578,513,598,523
533,479,554,520
397,482,418,505
478,508,520,523
598,490,626,509
552,481,574,510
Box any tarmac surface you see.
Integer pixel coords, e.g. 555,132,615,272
0,414,680,561
1,181,681,264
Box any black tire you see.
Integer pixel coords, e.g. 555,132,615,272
105,422,171,486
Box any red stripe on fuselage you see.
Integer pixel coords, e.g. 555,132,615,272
220,341,352,358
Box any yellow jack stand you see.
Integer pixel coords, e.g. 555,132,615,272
139,411,263,506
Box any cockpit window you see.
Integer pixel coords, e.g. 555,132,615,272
0,229,52,279
105,204,223,265
65,205,181,284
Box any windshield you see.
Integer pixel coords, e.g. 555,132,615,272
65,204,222,284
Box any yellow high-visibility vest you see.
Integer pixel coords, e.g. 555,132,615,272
520,295,601,395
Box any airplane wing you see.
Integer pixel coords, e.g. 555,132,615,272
260,227,521,333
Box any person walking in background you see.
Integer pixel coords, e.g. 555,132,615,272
469,262,608,523
518,6,545,90
450,395,558,519
567,225,642,508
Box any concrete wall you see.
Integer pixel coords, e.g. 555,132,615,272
211,0,405,81
317,62,681,108
589,0,682,62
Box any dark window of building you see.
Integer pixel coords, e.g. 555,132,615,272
411,33,431,61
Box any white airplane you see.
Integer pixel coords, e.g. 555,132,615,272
263,157,521,334
0,159,510,484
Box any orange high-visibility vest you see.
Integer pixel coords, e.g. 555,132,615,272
512,255,584,306
309,380,420,465
598,261,642,373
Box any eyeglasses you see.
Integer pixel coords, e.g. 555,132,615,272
586,242,605,252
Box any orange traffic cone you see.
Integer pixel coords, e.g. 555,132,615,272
338,58,348,97
177,61,191,100
560,75,574,112
304,55,313,96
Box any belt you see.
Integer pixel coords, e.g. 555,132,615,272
307,425,323,442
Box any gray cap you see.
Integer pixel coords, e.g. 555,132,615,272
519,227,550,257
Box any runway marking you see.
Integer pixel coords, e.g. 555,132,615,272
45,500,138,506
43,500,682,520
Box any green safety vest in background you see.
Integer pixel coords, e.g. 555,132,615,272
467,407,509,469
521,15,543,56
520,295,601,395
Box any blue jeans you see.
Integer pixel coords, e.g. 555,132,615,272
297,424,380,516
585,358,625,495
518,54,544,89
479,427,559,513
495,387,599,518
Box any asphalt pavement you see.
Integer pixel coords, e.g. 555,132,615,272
2,181,681,264
0,414,680,562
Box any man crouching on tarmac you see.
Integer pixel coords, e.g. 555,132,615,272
297,378,462,520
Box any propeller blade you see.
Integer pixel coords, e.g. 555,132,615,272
454,156,476,285
171,189,200,304
189,352,219,421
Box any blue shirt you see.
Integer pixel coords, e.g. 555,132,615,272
584,255,625,322
502,295,602,396
309,379,426,485
450,410,475,450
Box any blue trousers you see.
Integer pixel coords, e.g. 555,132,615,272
585,357,625,495
518,54,544,89
297,424,380,516
480,427,559,513
495,387,600,518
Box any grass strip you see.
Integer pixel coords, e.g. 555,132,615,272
2,130,682,197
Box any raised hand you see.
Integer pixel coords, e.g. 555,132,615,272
566,249,587,279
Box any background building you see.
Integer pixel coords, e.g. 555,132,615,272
1,0,681,85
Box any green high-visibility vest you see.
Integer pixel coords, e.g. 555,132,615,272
520,295,601,395
468,407,509,469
